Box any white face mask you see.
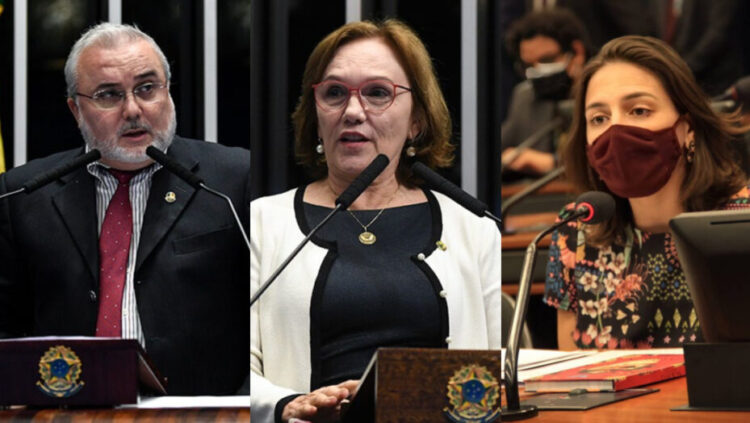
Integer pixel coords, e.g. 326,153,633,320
525,54,571,79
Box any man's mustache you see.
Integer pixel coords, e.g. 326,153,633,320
118,121,153,136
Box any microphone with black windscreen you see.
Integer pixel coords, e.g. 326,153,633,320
0,150,102,201
250,154,390,307
411,161,501,225
336,155,390,208
502,191,615,420
145,146,250,250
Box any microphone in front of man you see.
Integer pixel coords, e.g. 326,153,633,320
250,154,390,307
502,191,615,420
0,149,102,201
146,146,250,250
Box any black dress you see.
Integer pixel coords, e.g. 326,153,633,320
304,201,445,387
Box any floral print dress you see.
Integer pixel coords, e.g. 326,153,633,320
544,186,750,349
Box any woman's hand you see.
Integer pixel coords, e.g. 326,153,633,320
282,380,359,423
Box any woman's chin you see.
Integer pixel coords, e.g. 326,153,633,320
331,156,379,176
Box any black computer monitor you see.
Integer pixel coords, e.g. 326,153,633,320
670,209,750,343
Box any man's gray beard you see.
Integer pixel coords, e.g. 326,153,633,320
79,106,177,164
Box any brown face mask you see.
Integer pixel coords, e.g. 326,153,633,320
586,120,683,198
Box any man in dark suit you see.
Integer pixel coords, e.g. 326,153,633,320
0,23,249,395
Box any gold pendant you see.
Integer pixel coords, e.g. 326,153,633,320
358,231,376,245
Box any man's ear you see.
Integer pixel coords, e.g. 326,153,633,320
571,40,585,59
568,39,586,78
67,97,81,126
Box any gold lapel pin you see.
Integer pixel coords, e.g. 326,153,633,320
436,240,447,251
165,191,177,203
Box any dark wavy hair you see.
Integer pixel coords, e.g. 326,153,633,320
291,19,454,186
561,35,747,245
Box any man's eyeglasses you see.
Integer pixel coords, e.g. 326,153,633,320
75,82,168,110
312,79,411,112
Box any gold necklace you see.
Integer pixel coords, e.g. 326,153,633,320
347,209,384,245
328,182,399,245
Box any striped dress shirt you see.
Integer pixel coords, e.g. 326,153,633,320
87,162,162,348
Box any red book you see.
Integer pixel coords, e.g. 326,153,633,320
524,353,685,392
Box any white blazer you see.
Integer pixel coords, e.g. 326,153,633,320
250,188,502,422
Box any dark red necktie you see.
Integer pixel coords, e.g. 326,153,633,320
96,169,135,337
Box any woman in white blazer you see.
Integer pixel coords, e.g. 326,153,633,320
251,19,502,423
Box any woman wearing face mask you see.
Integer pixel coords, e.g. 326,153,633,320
250,20,501,422
544,35,750,351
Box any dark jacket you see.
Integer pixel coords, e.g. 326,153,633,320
0,136,250,395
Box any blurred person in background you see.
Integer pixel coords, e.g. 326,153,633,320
501,8,591,178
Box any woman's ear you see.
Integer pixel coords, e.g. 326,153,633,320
682,114,695,146
408,121,421,141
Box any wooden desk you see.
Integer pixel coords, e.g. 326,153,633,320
502,282,546,296
502,181,575,199
0,407,250,422
503,231,553,250
519,377,749,422
504,212,558,234
503,212,557,250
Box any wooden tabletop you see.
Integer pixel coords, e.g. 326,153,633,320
503,212,558,250
502,282,546,296
0,407,250,422
518,377,749,422
504,212,559,234
502,181,575,199
247,378,750,422
503,230,554,250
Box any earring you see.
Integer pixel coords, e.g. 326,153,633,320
405,138,416,157
316,138,324,154
685,140,696,164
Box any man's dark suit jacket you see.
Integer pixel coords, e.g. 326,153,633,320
0,136,249,396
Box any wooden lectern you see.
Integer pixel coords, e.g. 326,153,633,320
0,337,166,407
343,348,501,423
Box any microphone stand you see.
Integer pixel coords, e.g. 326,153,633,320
502,208,585,420
250,153,389,308
0,188,26,201
198,183,250,249
250,203,342,307
500,166,565,233
501,116,565,172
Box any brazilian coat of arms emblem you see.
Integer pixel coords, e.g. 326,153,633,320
443,363,501,423
36,345,85,398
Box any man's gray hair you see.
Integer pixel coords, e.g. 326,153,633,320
64,22,171,98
